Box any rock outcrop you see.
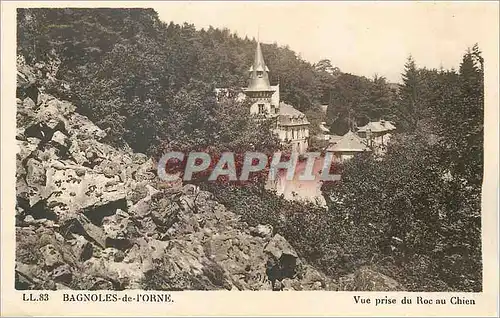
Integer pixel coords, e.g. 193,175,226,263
15,60,337,291
337,267,404,291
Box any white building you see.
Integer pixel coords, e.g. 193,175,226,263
244,42,310,154
216,41,310,154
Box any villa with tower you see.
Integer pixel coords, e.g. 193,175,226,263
215,41,310,154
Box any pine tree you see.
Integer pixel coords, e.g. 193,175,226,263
397,55,421,131
456,45,483,186
368,75,393,120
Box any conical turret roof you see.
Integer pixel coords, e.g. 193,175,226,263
247,42,272,91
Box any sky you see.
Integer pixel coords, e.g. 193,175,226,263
154,1,498,83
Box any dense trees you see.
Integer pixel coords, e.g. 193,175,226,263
396,56,421,131
18,9,279,154
320,47,484,292
18,8,401,154
325,73,399,135
437,44,484,188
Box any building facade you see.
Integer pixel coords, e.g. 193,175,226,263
214,42,310,154
242,42,310,154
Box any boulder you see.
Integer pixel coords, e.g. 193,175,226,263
15,262,47,290
130,195,152,217
50,131,68,148
25,158,46,191
23,97,36,110
102,209,130,239
23,99,71,142
17,64,37,89
70,234,93,261
82,257,144,290
250,224,273,239
339,266,402,291
39,244,64,269
52,264,73,283
17,138,40,163
204,235,231,263
264,234,298,259
149,196,181,230
16,227,42,265
99,247,124,262
42,165,127,221
60,214,107,249
133,158,156,181
66,112,106,141
102,210,132,250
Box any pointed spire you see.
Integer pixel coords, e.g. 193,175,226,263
247,41,272,91
254,42,266,72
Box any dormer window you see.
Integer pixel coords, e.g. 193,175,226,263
257,71,263,78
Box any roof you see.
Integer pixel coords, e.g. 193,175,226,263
247,42,272,92
278,102,310,126
357,120,396,133
326,131,371,152
279,102,304,117
329,135,343,144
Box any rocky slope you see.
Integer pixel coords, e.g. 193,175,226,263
15,60,341,291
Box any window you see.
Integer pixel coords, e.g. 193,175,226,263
258,104,265,114
257,71,263,78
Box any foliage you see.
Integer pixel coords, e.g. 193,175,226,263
433,44,484,188
320,47,484,291
326,73,398,135
18,8,400,153
396,56,421,131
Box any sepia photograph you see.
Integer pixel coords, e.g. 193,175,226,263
3,1,499,315
13,3,488,293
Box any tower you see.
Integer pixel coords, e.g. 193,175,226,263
248,41,271,92
244,42,279,117
239,38,310,155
